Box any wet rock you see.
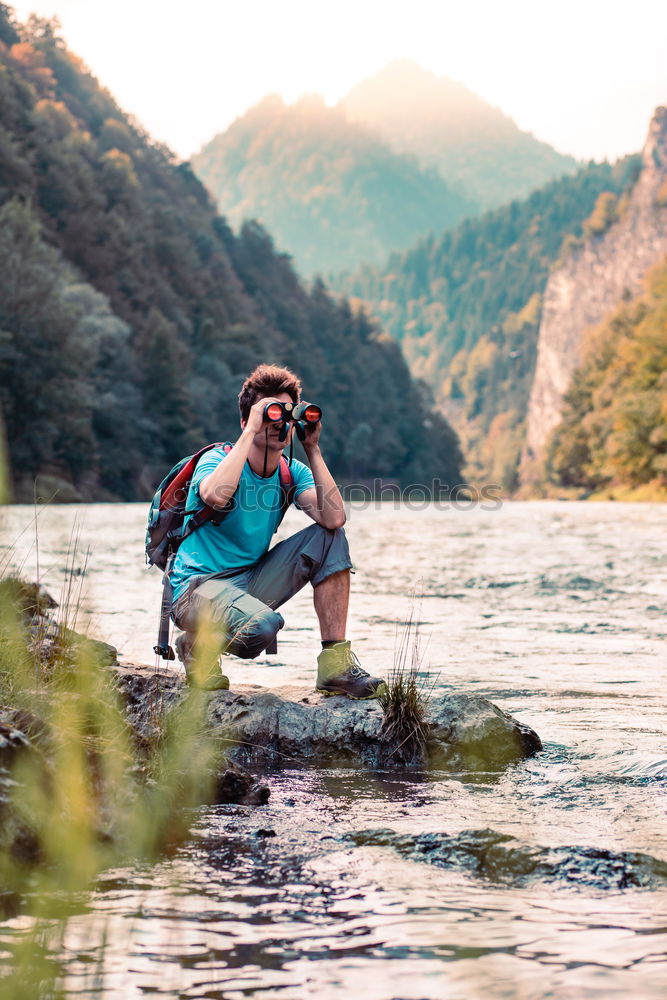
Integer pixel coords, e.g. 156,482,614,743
349,827,667,890
29,623,118,670
156,680,541,772
65,629,118,666
0,578,57,619
214,761,270,805
426,693,542,770
1,578,117,669
0,715,50,866
113,665,182,745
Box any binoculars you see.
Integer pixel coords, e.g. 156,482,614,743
263,400,322,442
263,401,322,424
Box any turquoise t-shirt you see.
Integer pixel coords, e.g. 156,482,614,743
169,447,315,600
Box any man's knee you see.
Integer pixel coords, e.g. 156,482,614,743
307,523,346,540
304,525,351,586
224,602,284,659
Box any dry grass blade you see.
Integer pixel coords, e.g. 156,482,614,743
379,606,433,758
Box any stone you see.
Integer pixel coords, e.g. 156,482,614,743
214,761,270,805
348,827,667,890
116,669,542,772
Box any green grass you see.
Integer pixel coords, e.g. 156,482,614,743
379,608,433,761
0,529,226,996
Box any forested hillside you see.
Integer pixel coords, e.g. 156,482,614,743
339,60,578,208
548,258,667,495
191,94,475,276
338,158,641,488
0,7,462,501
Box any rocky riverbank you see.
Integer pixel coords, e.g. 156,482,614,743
116,663,542,771
0,576,542,887
1,659,541,865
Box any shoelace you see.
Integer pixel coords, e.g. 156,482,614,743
344,648,370,678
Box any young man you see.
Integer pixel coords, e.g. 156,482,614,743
169,364,386,699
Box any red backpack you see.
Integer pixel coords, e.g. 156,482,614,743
146,441,294,659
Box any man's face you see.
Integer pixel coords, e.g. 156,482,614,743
244,392,295,451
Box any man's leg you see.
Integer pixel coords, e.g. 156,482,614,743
244,523,352,612
313,568,350,641
170,524,343,683
246,525,386,699
171,573,285,688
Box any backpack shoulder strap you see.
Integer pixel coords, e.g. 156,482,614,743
180,441,237,537
276,455,296,525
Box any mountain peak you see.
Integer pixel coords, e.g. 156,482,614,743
340,60,485,122
338,60,578,208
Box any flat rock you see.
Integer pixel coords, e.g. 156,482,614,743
348,827,667,890
115,666,542,771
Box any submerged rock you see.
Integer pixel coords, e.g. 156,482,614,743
116,667,541,772
214,761,270,806
348,827,667,890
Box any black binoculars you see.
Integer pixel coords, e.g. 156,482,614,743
263,401,322,424
263,400,322,442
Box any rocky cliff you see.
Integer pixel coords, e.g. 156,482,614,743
522,108,667,482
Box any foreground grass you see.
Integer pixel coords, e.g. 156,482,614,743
0,571,225,998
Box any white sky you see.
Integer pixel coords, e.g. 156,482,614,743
9,0,667,162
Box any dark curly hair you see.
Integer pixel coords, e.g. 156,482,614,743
238,364,302,422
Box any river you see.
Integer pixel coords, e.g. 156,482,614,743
1,499,666,998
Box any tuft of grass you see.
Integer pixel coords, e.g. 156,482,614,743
379,607,433,761
0,542,222,898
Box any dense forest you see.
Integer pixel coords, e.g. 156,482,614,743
0,6,463,501
192,94,475,276
548,257,667,494
339,60,578,208
338,158,641,488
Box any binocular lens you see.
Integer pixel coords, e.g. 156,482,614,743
264,402,284,422
302,404,322,423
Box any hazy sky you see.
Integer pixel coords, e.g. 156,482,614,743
9,0,667,162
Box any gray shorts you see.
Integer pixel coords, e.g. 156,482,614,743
171,523,352,659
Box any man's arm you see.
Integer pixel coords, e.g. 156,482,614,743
199,397,275,508
297,424,346,530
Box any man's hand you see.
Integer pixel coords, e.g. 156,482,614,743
244,396,283,435
301,418,321,452
199,399,282,507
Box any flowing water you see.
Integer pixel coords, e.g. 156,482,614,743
1,500,666,998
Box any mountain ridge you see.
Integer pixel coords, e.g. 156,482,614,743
521,105,667,487
192,92,475,276
338,59,579,207
336,156,641,489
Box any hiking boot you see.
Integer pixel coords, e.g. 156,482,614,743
316,641,387,700
175,632,229,691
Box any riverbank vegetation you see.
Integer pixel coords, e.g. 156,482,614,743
337,158,641,489
547,258,667,495
0,512,233,903
379,609,432,765
0,5,462,502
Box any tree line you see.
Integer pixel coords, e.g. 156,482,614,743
548,258,667,494
0,6,463,500
336,158,642,489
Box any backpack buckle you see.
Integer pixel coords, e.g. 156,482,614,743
154,643,175,660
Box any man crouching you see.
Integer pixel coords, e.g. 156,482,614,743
169,363,386,698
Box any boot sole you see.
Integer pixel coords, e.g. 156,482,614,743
186,677,230,691
316,686,383,701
